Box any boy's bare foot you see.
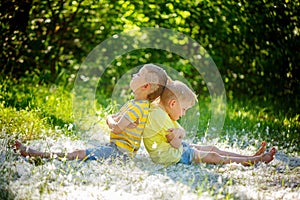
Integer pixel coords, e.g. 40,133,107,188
15,140,30,157
261,147,276,164
254,141,267,156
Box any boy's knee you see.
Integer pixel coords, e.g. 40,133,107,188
211,146,220,152
204,145,219,152
204,151,221,163
193,151,219,163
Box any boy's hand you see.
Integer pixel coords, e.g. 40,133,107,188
127,119,139,129
167,128,186,139
166,128,186,149
106,115,122,134
106,114,137,134
106,115,116,129
166,131,175,142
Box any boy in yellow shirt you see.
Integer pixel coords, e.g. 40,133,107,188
15,64,170,161
143,80,276,166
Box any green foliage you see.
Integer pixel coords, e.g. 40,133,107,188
0,76,74,141
0,0,299,151
221,98,299,153
195,96,299,153
1,0,299,106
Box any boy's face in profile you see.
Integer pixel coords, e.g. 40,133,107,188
130,67,149,92
166,98,192,121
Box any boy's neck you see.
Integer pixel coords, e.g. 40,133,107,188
158,101,167,111
134,96,148,101
134,93,148,101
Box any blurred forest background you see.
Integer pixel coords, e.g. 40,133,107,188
1,0,299,151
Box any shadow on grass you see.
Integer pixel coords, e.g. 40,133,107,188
0,137,228,199
3,137,299,199
275,151,300,168
0,148,16,200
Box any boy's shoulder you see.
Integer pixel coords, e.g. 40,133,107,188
149,104,169,119
125,99,150,108
133,99,150,104
147,104,179,129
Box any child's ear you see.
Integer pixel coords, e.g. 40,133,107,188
169,99,176,108
143,83,151,89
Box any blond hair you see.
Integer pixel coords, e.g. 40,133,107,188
160,80,197,108
141,64,171,101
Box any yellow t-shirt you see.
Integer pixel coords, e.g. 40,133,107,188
110,100,150,158
143,104,183,166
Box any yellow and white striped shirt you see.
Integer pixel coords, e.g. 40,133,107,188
110,100,150,157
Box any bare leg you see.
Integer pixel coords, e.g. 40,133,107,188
193,147,276,166
15,141,87,160
190,145,246,157
190,141,267,157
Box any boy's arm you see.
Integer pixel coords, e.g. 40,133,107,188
106,115,120,133
106,114,137,134
106,113,121,128
107,101,142,134
116,115,138,131
166,128,186,149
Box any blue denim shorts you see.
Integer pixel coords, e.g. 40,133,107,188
179,142,195,165
85,143,124,161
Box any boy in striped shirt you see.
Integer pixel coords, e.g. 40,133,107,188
15,64,170,161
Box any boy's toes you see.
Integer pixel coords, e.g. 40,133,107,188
15,140,22,149
270,147,276,156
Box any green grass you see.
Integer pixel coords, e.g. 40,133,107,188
0,75,299,199
0,76,73,141
0,76,299,153
222,99,299,153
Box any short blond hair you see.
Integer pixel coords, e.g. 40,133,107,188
160,80,197,108
141,64,171,101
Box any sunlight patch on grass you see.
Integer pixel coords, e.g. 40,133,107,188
0,77,299,199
